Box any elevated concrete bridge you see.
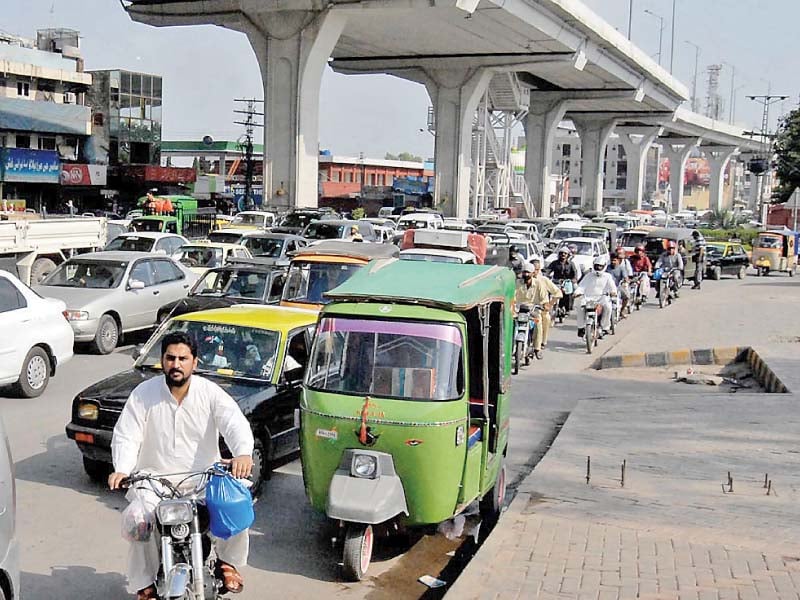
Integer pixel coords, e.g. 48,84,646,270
125,0,763,216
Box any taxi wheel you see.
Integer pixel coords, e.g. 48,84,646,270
738,266,746,279
480,461,507,523
83,456,111,484
250,438,267,499
710,266,721,281
342,524,373,582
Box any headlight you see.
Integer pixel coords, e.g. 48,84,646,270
351,454,378,479
77,402,99,420
63,310,89,321
156,500,193,525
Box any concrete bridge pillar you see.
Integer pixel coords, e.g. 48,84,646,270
245,10,347,210
660,138,700,213
522,98,568,218
616,127,662,211
704,146,739,212
424,69,493,218
571,116,616,213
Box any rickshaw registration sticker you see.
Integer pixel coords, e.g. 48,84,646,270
315,428,338,441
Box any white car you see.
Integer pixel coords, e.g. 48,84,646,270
544,237,609,275
0,269,74,397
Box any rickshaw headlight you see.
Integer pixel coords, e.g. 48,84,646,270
351,454,378,479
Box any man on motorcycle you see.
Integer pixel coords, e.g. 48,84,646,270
509,245,525,278
628,244,653,301
575,256,617,338
546,248,578,313
514,259,562,359
109,331,255,599
606,255,630,318
655,241,684,300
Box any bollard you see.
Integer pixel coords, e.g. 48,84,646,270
621,460,626,488
764,473,769,488
586,456,591,484
767,480,772,496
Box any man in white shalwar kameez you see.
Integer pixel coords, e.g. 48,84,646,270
109,331,254,599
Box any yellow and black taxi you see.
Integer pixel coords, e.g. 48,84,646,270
65,305,318,494
705,241,750,280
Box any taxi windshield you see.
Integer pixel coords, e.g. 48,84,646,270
282,261,361,304
306,317,464,401
137,320,280,381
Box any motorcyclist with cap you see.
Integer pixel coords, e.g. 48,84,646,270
514,258,562,359
655,241,684,301
574,256,616,339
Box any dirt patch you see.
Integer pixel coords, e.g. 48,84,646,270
591,362,764,393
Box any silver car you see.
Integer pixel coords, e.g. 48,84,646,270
0,416,18,599
34,251,198,354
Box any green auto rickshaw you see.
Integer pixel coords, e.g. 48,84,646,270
300,259,515,580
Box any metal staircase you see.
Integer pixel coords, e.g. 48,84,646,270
470,72,534,218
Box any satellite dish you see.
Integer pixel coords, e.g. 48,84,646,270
202,135,214,146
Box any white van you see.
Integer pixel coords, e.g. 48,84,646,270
396,212,444,231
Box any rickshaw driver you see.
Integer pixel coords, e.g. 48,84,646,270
108,332,254,600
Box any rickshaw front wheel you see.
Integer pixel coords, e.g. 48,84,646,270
342,524,374,582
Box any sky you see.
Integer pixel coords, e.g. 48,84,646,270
8,0,799,160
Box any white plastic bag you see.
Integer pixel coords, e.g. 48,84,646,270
121,494,153,542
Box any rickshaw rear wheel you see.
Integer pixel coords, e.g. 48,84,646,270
342,523,374,582
479,461,507,523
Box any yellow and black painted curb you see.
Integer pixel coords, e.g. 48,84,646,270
592,346,789,393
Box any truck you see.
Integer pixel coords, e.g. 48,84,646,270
129,195,217,240
0,214,108,285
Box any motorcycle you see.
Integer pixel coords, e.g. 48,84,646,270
552,279,574,324
121,466,249,600
629,272,648,310
513,303,542,373
609,291,621,335
654,267,680,309
579,295,604,354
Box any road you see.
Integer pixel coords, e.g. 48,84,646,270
2,269,793,599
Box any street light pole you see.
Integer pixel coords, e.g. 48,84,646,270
685,40,701,113
644,9,664,66
669,0,677,73
627,0,633,39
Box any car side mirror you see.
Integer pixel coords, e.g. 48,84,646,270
129,279,145,290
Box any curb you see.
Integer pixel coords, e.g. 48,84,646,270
592,345,789,393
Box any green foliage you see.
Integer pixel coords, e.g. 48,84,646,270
385,151,423,163
772,107,800,202
698,227,758,249
706,208,736,229
351,207,365,220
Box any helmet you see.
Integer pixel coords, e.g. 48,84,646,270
593,256,607,268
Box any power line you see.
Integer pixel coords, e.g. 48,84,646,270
233,98,264,210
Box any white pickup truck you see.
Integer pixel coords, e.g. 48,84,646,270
0,215,108,285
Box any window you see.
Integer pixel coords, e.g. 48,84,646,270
283,329,309,382
15,135,31,149
130,261,155,287
0,278,26,313
153,260,182,284
331,170,340,182
17,81,29,97
38,137,56,151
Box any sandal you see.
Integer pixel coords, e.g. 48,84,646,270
137,585,157,600
217,561,244,594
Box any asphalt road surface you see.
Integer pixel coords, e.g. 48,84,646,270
1,269,790,599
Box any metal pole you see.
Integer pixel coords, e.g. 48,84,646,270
644,9,664,66
685,41,701,113
728,66,735,124
627,0,633,39
669,0,676,73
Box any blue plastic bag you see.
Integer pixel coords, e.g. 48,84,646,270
653,268,663,281
205,468,254,540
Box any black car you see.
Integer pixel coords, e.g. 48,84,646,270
704,242,750,279
156,257,288,322
65,306,318,494
271,208,340,234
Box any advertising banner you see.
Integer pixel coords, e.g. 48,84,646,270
60,164,108,186
1,148,60,183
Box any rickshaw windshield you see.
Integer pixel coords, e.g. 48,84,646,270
306,317,464,401
756,235,782,249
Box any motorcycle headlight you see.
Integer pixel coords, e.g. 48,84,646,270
156,500,193,525
351,454,378,479
77,401,99,420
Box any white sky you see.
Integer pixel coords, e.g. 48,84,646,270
10,0,799,159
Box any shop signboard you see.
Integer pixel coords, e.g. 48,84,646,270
1,148,60,183
60,164,108,186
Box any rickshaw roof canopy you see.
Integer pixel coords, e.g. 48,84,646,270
324,259,516,311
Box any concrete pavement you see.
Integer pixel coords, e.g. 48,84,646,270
447,273,800,600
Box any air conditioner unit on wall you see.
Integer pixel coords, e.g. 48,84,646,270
63,92,74,104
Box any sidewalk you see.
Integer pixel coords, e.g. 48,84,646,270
447,276,800,600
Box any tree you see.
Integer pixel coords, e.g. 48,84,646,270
706,208,736,229
385,151,423,163
772,107,800,202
